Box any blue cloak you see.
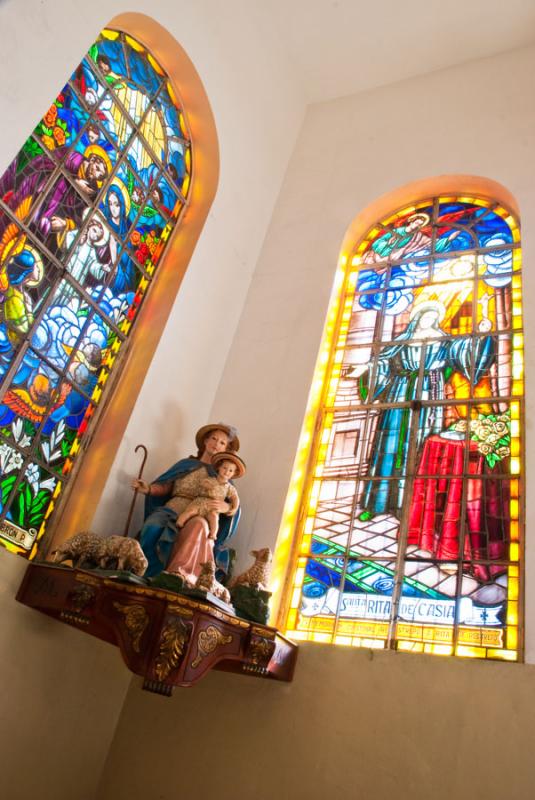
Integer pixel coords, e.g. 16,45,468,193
139,457,240,578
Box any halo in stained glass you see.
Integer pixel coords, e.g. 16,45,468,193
0,28,193,555
284,195,523,662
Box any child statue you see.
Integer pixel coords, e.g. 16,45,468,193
176,452,246,540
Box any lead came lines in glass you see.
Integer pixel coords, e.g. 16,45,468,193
284,196,523,660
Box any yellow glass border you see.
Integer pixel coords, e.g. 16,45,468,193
274,193,523,663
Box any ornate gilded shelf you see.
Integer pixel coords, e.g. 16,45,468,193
16,563,298,695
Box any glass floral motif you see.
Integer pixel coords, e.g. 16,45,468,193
285,198,522,660
0,29,192,555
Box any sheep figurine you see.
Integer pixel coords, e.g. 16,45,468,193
52,531,148,576
52,531,107,569
103,536,148,576
194,561,231,604
229,548,272,591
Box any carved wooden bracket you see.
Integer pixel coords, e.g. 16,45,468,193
17,563,298,694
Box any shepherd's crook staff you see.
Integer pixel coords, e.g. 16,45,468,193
123,444,148,538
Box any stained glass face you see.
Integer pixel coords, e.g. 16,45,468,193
285,198,522,661
0,28,192,555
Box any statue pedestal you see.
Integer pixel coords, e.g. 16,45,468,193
16,563,298,695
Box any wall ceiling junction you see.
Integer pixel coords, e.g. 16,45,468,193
254,0,535,102
2,0,535,121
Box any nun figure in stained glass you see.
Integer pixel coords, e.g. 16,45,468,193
358,300,494,519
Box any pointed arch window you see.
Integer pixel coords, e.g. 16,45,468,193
0,27,193,556
281,196,523,660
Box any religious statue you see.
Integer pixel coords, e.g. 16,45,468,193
132,423,242,581
52,530,148,575
229,548,273,591
194,561,232,604
228,548,273,625
176,451,245,539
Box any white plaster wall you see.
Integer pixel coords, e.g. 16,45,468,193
0,4,533,795
0,2,306,797
211,45,535,659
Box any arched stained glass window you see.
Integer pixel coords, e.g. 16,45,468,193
0,28,192,556
282,195,523,661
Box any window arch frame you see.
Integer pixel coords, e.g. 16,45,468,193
272,176,524,662
0,12,219,556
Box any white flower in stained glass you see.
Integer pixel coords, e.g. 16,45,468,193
6,450,24,473
12,418,31,449
12,419,23,442
0,27,191,555
25,463,40,496
89,287,132,326
40,477,57,493
0,443,14,472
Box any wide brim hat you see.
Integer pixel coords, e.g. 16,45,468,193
212,451,246,478
195,422,240,452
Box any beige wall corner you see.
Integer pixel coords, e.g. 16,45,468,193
96,644,535,800
0,550,131,800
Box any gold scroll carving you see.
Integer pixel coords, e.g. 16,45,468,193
154,617,192,680
113,602,149,653
191,625,233,669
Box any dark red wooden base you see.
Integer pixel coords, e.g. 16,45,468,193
16,563,298,694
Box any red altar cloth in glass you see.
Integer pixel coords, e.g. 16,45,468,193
407,435,508,574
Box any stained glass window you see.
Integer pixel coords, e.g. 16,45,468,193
0,28,191,556
282,196,522,660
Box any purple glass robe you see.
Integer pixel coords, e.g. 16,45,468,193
0,150,92,244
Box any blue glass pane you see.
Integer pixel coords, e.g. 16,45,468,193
0,27,190,551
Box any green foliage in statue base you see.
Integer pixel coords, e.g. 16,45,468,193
230,585,272,625
149,571,187,593
149,572,235,613
85,568,149,586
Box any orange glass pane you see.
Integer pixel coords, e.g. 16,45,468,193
277,195,522,663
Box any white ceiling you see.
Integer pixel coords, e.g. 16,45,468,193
257,0,535,103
